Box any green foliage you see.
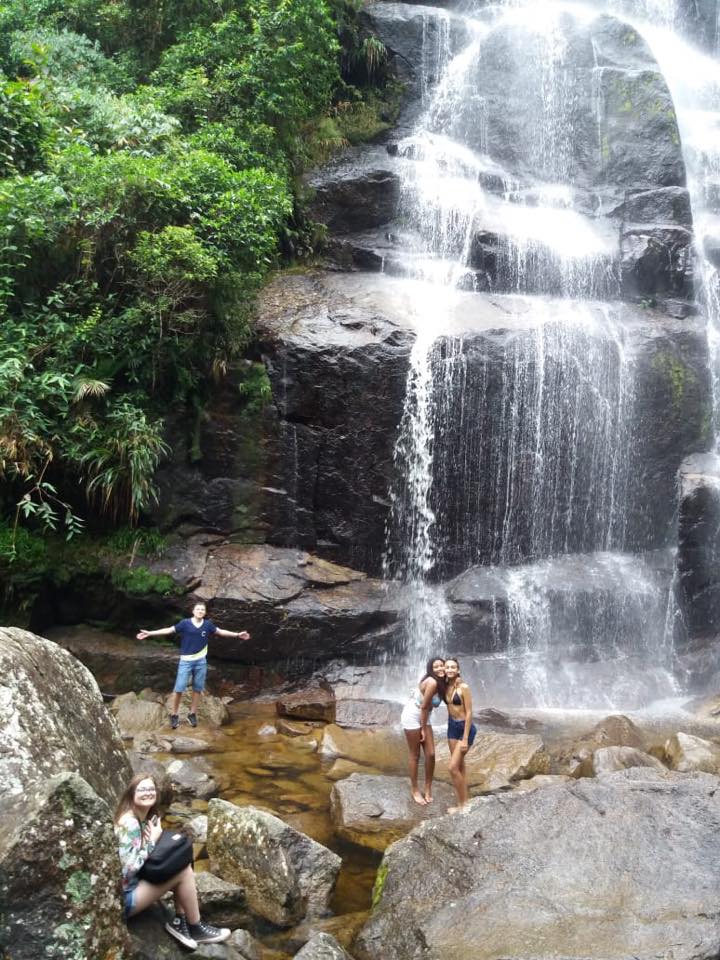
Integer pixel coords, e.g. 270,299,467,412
105,525,166,557
0,0,392,575
110,564,177,595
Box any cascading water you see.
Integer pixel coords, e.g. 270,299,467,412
381,0,712,708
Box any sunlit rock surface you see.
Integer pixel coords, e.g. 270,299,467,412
207,800,341,927
356,769,720,960
0,626,131,810
330,773,455,851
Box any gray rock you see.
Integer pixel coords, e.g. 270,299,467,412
195,872,251,928
0,627,131,810
361,2,471,101
610,186,693,226
186,814,209,842
165,758,219,801
294,933,353,960
620,225,692,298
665,731,720,774
309,147,402,233
677,452,720,642
436,732,550,790
330,774,455,850
207,800,341,927
128,903,188,959
575,745,666,778
356,769,720,960
111,691,167,735
228,929,263,960
277,686,336,722
0,772,130,960
166,690,230,726
45,624,182,694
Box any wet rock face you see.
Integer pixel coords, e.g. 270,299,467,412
356,769,720,960
206,800,341,927
0,772,130,960
0,627,131,809
677,453,720,640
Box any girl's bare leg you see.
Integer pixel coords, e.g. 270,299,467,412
422,726,436,802
130,866,200,924
447,739,469,812
404,729,427,804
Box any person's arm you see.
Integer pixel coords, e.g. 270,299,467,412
136,626,176,641
418,677,438,743
460,683,473,753
116,815,153,887
214,628,250,640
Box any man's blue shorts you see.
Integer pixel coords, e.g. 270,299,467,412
173,657,208,694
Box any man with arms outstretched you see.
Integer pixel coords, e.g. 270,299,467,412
137,602,249,729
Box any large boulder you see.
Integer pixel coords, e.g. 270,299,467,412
320,723,407,771
665,731,720,774
308,147,402,233
356,769,720,960
206,800,341,927
0,772,130,960
194,872,251,928
574,745,666,778
0,627,131,809
330,774,455,851
165,757,219,801
45,624,183,694
146,541,407,662
111,690,167,736
436,733,550,790
277,686,336,723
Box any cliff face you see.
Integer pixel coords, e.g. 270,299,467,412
47,1,717,688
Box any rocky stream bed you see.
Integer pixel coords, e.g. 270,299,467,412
4,625,720,960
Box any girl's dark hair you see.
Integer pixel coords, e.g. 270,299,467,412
422,655,447,701
114,773,160,825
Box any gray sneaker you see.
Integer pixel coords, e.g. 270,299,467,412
189,919,230,944
165,915,197,949
187,712,198,728
170,714,179,730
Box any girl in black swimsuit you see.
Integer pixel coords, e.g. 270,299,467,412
444,657,477,812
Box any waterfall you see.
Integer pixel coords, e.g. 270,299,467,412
380,0,711,708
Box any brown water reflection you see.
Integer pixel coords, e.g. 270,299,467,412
192,701,382,921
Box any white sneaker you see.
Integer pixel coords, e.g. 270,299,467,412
165,915,198,949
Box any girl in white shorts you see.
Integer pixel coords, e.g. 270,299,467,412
400,657,446,805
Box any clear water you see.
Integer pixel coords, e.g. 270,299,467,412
381,0,713,708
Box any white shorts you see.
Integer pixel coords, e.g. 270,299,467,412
400,700,423,730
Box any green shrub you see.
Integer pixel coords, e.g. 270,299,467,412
110,564,177,595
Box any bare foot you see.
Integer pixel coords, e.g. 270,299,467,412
412,790,428,805
424,791,433,803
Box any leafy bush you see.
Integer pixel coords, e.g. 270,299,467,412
0,0,391,570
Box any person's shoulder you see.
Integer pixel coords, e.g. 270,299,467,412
205,619,217,631
116,811,139,831
421,675,438,689
175,618,189,629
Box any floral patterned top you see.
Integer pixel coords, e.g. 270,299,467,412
115,812,156,893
